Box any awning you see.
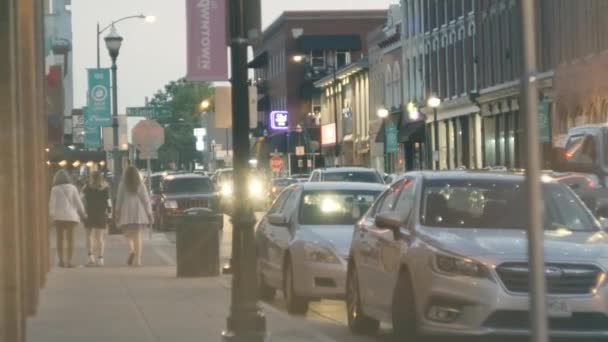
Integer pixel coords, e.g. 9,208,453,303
297,35,362,51
257,96,270,111
398,120,426,143
248,51,268,69
300,83,322,99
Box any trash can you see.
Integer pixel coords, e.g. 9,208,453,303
175,207,222,277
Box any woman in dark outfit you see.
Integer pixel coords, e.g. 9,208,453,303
82,171,111,266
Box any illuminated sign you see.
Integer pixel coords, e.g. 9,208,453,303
321,123,336,146
270,111,289,130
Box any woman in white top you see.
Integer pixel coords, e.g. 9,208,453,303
49,170,86,268
116,166,153,266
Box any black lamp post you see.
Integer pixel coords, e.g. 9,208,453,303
104,26,123,179
97,14,154,68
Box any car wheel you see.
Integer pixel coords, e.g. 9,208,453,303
346,262,380,335
392,270,419,341
257,260,276,301
283,259,309,315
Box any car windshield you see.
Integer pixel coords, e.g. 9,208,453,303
299,190,381,225
421,180,599,231
163,178,213,194
323,171,382,183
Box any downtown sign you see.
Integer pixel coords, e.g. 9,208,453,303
85,68,112,149
186,0,228,81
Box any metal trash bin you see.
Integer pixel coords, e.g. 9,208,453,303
175,207,222,277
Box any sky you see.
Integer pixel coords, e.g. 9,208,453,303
71,0,396,112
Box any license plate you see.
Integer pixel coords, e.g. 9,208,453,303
547,298,571,318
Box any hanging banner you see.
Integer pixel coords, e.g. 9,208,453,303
186,0,228,81
385,121,398,153
87,68,112,126
84,107,102,150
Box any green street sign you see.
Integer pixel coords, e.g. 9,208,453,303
126,107,171,119
538,101,551,143
385,121,398,153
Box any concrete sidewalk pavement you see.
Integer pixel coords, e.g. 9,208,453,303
26,227,346,342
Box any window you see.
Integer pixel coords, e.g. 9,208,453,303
163,178,213,194
421,179,598,231
322,171,383,183
377,181,403,213
298,190,382,225
394,178,416,221
311,50,325,68
281,190,299,218
393,62,402,106
336,50,351,68
385,64,393,108
268,189,291,214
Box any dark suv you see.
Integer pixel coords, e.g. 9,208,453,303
157,174,222,231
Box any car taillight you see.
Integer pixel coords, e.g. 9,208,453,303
587,180,600,189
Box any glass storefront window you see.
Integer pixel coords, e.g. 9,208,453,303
448,119,456,169
439,120,448,170
483,116,496,166
498,114,506,166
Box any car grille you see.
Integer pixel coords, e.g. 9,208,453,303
496,262,603,295
177,198,209,210
483,311,608,331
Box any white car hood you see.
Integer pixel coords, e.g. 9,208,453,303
417,226,608,263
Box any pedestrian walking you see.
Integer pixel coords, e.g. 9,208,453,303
82,171,111,266
49,169,86,268
115,166,153,267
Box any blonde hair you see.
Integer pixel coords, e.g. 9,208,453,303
122,166,141,193
53,169,72,186
88,171,108,190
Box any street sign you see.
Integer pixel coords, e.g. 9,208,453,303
139,150,159,160
295,146,305,156
126,107,171,119
385,121,398,153
132,120,165,155
270,156,283,172
538,101,551,143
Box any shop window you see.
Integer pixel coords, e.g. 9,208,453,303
311,50,325,68
483,116,497,166
336,50,351,68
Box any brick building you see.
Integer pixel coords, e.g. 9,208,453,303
248,10,386,170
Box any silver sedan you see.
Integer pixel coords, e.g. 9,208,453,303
255,181,386,314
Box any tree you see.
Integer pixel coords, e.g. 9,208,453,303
148,78,213,169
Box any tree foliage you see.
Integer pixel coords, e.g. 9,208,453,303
148,78,213,169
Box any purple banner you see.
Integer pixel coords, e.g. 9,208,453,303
186,0,228,81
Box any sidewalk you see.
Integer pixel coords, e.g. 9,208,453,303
26,226,349,342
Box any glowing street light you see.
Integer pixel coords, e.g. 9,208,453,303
200,99,211,111
407,102,420,120
292,55,305,63
427,96,441,108
376,108,389,119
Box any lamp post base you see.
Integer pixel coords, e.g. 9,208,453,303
221,310,267,342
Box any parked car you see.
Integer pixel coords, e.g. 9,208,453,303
290,174,310,182
147,172,166,230
346,170,608,338
157,174,222,231
255,181,386,314
309,167,384,184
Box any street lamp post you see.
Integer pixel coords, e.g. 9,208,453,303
104,26,123,180
427,96,441,170
377,108,389,172
97,14,155,68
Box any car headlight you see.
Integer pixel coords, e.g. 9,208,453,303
164,200,178,209
221,183,233,196
249,179,263,197
303,244,340,264
433,254,491,279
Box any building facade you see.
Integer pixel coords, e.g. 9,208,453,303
314,59,370,166
248,10,386,171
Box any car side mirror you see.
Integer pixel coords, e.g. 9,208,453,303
384,175,393,184
375,212,404,231
268,213,288,227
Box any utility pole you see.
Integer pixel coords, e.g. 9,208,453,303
222,0,266,341
521,1,548,342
